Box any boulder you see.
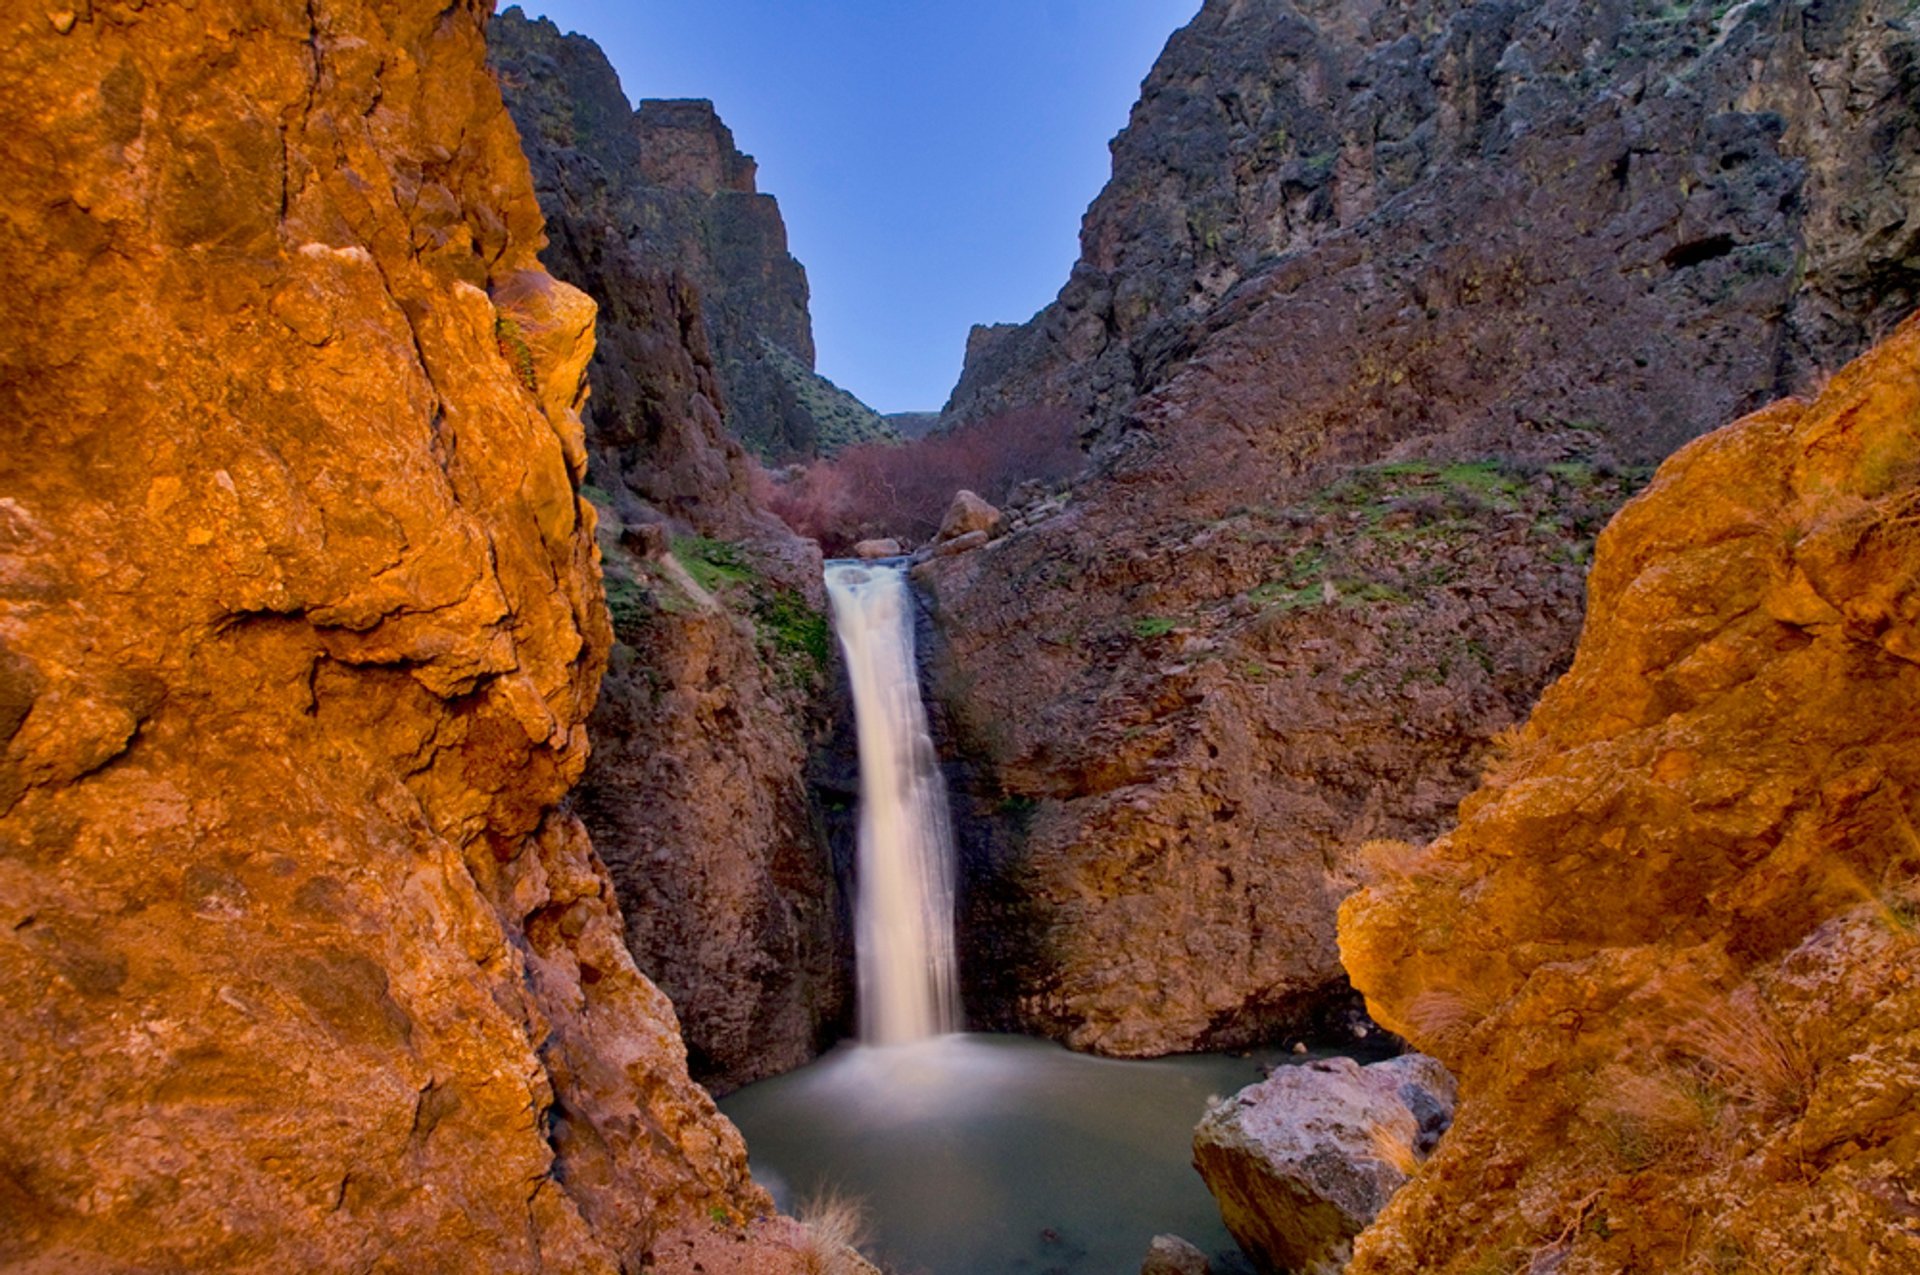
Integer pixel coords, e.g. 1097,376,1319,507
936,489,1002,542
932,529,989,558
853,537,903,559
1140,1233,1211,1274
1192,1054,1455,1274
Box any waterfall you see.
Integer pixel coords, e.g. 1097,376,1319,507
824,561,963,1044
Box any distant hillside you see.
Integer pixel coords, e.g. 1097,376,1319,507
885,411,945,441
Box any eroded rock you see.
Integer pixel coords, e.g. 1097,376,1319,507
491,8,851,1093
1194,1055,1455,1274
0,2,823,1268
919,0,1920,1060
1338,316,1920,1273
492,9,892,461
854,537,903,559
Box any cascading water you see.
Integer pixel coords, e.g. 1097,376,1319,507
728,560,1362,1272
824,560,964,1044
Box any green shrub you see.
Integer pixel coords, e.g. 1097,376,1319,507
493,316,538,394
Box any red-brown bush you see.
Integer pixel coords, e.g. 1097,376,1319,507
755,406,1083,554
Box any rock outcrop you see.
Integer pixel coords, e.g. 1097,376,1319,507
1194,1055,1456,1274
1339,316,1920,1273
946,0,1919,456
494,9,892,463
490,7,851,1093
0,2,846,1269
920,0,1920,1054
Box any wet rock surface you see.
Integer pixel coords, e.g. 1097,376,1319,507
921,0,1920,1056
0,2,839,1269
491,8,852,1094
1339,317,1920,1273
1194,1055,1456,1274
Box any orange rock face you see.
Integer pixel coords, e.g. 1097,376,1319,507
0,3,835,1270
1339,317,1920,1272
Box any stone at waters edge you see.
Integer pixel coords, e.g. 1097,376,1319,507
1141,1232,1213,1274
854,537,903,559
1193,1054,1456,1275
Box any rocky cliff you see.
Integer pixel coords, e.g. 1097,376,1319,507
919,0,1919,1054
1339,314,1920,1274
947,0,1919,457
490,7,852,1093
494,9,892,463
0,3,849,1269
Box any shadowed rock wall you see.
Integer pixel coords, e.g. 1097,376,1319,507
491,7,853,1093
494,8,892,463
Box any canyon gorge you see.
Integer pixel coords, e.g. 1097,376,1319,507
2,0,1916,1272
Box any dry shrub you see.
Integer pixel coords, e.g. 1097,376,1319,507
1667,990,1813,1122
796,1189,872,1275
758,406,1082,553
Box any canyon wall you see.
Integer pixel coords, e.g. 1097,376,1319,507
1340,314,1920,1274
490,8,852,1093
495,8,891,464
0,2,845,1269
920,0,1920,1052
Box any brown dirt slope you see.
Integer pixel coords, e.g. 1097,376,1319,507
1339,315,1920,1274
0,3,845,1270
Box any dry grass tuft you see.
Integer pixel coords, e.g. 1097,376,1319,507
796,1190,872,1275
1356,838,1428,885
1667,991,1813,1122
1399,987,1497,1054
1480,720,1535,784
1585,1064,1712,1167
1367,1118,1421,1176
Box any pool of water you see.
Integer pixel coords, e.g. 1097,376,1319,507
721,1032,1361,1275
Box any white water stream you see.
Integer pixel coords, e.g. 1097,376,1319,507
823,560,963,1044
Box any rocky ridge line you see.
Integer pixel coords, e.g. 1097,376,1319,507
496,7,893,463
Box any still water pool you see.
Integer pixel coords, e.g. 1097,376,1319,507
720,1032,1323,1274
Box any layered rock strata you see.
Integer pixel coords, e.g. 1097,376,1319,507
921,0,1920,1053
0,2,846,1269
1339,316,1920,1273
494,8,891,463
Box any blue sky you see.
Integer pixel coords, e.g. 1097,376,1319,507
517,1,1200,413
